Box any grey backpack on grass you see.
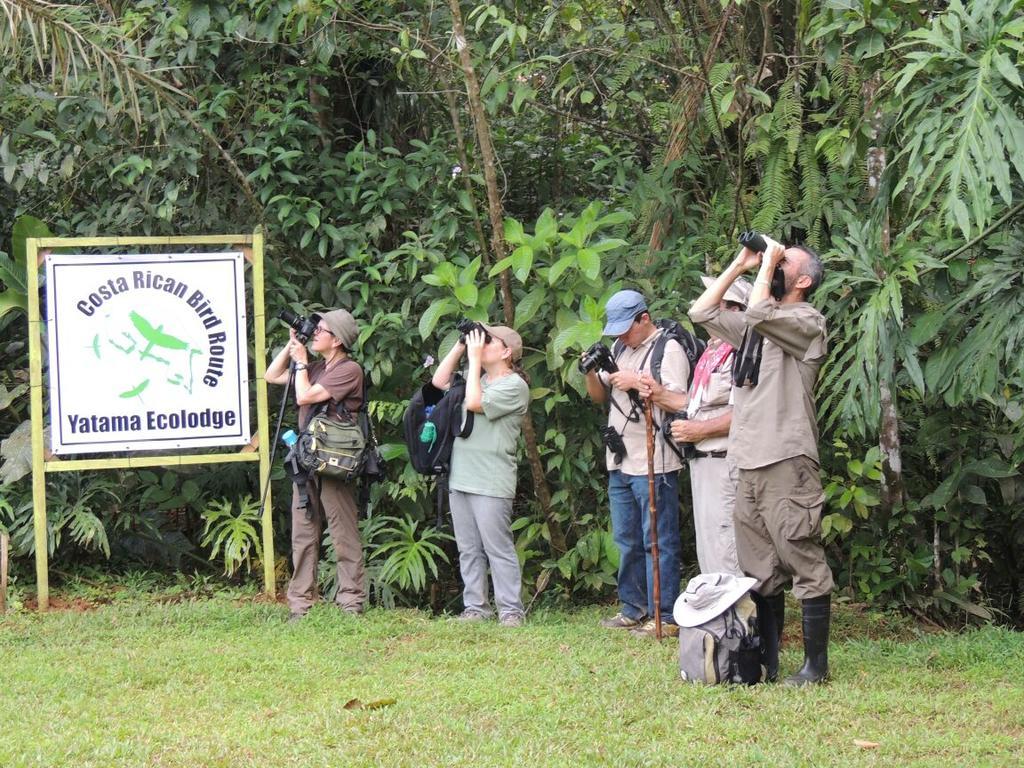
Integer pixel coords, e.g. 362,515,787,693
674,573,763,685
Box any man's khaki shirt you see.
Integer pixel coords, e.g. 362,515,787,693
689,299,827,470
598,328,690,475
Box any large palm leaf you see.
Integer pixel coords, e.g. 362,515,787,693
920,230,1024,410
818,215,947,436
890,0,1024,238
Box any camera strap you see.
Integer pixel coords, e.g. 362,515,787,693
607,337,658,426
284,446,316,519
732,329,764,388
604,334,687,465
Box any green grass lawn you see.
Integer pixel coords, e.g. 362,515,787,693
2,594,1022,768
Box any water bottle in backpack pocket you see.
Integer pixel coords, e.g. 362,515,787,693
403,375,475,476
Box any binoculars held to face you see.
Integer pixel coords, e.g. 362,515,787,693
456,318,491,345
738,231,788,300
738,231,767,253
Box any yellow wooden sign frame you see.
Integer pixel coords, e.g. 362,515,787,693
25,232,275,610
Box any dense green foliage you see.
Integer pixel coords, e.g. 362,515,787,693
1,0,1022,623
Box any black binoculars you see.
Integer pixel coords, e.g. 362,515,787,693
663,411,698,459
738,231,767,253
600,425,627,466
456,318,491,345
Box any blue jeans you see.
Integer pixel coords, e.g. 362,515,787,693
608,470,681,622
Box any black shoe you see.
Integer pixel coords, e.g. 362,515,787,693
784,594,830,686
287,611,306,624
751,591,784,682
769,591,785,644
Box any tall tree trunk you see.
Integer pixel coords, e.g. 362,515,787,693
878,381,904,508
647,1,737,255
447,0,567,553
864,70,904,512
444,88,490,259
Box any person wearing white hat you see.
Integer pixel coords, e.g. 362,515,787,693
689,236,832,686
670,276,751,579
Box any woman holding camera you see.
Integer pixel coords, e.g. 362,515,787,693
432,324,530,626
266,309,366,620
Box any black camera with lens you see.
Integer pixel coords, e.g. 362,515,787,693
277,308,319,343
600,425,628,466
456,318,491,344
579,342,618,375
581,341,643,410
662,410,697,459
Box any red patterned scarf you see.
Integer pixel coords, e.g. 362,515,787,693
690,341,734,397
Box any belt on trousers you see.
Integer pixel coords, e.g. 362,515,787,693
690,449,727,459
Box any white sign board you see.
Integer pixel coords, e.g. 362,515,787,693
46,252,251,454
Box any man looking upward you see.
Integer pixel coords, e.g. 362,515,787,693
689,238,832,685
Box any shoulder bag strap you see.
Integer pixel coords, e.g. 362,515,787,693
328,358,363,421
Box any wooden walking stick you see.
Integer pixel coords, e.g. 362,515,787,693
644,398,662,640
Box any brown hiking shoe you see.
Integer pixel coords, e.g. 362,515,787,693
630,619,680,638
453,610,490,622
600,612,646,629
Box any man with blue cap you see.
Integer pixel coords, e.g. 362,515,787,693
584,289,690,637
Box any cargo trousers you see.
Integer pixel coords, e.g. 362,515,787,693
287,476,366,615
732,455,834,599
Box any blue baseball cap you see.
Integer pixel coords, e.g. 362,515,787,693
602,289,648,336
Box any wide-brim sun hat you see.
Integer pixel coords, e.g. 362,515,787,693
700,275,753,307
673,572,758,627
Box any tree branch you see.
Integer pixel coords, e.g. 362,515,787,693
446,0,566,554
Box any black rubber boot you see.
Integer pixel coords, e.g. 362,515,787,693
751,591,783,682
784,594,830,686
768,591,785,644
